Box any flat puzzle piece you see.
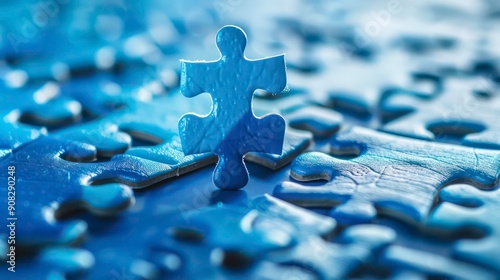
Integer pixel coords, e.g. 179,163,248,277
0,121,46,150
274,126,500,225
132,195,395,280
383,77,500,149
54,89,217,172
0,247,95,280
340,222,496,279
287,53,440,117
0,81,82,129
427,184,500,272
0,136,173,249
381,245,496,280
60,71,166,118
178,25,287,190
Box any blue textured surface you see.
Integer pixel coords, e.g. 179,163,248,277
178,25,287,189
1,0,500,279
0,136,173,248
0,82,82,129
427,184,500,272
132,195,389,279
275,126,500,225
2,247,95,279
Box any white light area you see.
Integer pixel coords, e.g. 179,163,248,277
34,82,60,104
144,80,164,96
147,11,179,45
102,82,121,96
159,68,178,88
95,46,116,70
160,254,181,270
51,62,70,82
240,210,258,233
42,204,58,224
5,70,28,88
4,110,21,123
135,87,153,102
94,14,123,42
142,50,163,65
130,260,160,279
67,101,82,115
124,35,158,58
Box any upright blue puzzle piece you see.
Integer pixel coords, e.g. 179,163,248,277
274,126,500,225
427,184,500,272
178,25,287,190
383,77,500,149
54,86,304,184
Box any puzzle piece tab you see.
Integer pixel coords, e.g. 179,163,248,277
274,126,500,225
178,25,287,190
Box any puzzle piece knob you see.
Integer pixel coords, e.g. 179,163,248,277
216,25,247,58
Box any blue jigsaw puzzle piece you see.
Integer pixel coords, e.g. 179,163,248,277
245,127,312,170
178,25,287,190
132,236,316,280
287,53,440,117
59,72,166,118
54,89,217,177
381,245,496,280
169,206,294,258
387,19,458,54
54,85,306,184
0,136,174,249
0,121,46,150
0,82,82,128
5,20,158,82
382,77,500,149
0,247,95,279
132,195,397,279
274,126,500,225
427,184,500,272
340,222,496,279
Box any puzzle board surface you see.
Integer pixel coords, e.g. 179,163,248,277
1,0,500,279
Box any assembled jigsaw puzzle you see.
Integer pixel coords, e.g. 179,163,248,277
1,0,500,279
